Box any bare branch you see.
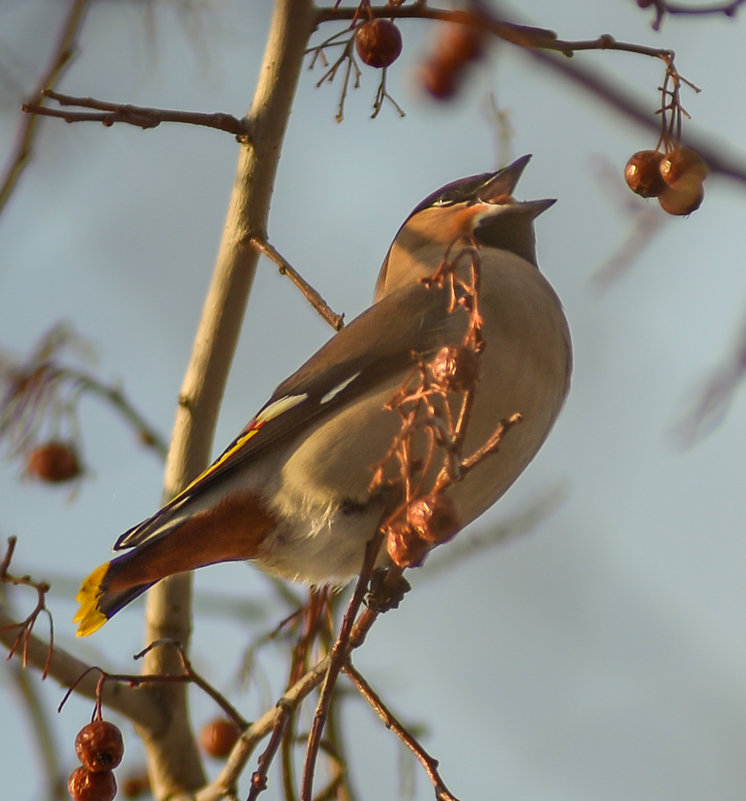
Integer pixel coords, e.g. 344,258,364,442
22,91,251,142
316,5,675,60
527,47,746,185
250,236,345,331
0,0,90,214
637,0,746,30
315,4,746,185
4,660,67,800
0,604,163,730
246,701,293,801
300,534,384,801
674,308,746,445
195,656,331,801
139,2,317,798
344,662,460,801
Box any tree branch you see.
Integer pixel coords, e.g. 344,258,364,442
250,236,345,331
314,3,746,186
23,91,250,141
0,0,90,215
526,47,746,185
637,0,746,30
137,2,317,799
343,662,460,801
0,607,163,731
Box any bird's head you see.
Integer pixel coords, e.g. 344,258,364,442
375,155,555,301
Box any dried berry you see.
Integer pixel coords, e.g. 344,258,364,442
624,150,666,198
659,146,708,186
354,19,402,68
658,175,704,216
385,521,430,568
121,773,150,799
75,720,124,772
67,766,117,801
435,23,484,67
430,346,480,391
406,494,460,545
27,441,81,483
419,57,458,100
200,718,240,758
419,23,484,101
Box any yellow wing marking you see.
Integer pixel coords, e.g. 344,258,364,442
180,393,308,496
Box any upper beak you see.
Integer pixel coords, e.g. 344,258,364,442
476,156,556,220
477,154,533,201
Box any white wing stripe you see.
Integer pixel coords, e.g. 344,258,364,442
255,393,308,424
320,372,361,405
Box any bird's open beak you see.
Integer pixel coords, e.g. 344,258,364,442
476,156,556,219
475,157,556,222
477,154,533,200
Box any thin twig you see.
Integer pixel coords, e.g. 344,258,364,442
638,0,746,30
250,236,345,331
195,657,331,801
343,662,460,801
22,90,251,142
0,580,66,800
0,537,54,678
56,365,168,458
300,533,383,801
315,5,672,60
0,605,162,729
0,0,90,214
247,701,294,801
134,640,249,728
673,307,746,445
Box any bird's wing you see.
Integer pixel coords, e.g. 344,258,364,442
114,281,460,551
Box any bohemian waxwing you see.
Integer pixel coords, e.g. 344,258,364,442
75,155,571,636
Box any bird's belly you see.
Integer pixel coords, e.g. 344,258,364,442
255,495,389,584
256,264,570,585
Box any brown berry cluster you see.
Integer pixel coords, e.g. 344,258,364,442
354,19,402,69
624,146,707,215
420,23,484,100
68,720,124,801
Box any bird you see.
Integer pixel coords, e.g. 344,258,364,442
74,155,571,637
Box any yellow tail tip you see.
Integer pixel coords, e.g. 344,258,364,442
74,562,110,637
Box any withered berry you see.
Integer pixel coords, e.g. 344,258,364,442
200,718,240,758
658,175,704,216
67,766,117,801
406,494,460,545
419,58,458,100
121,774,150,799
385,521,430,569
659,146,708,186
436,23,484,67
75,720,124,772
27,441,81,483
624,150,666,198
354,19,402,68
430,346,480,392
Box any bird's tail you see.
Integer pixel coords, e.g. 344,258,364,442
74,490,279,636
74,558,156,637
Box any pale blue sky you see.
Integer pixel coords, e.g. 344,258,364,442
2,2,746,799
